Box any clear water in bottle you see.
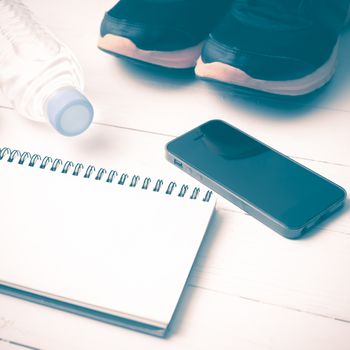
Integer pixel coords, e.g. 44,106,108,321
0,0,93,136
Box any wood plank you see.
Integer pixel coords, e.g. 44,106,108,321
1,287,350,350
0,0,350,165
1,1,346,165
1,2,350,348
0,108,349,322
24,0,350,115
191,209,350,322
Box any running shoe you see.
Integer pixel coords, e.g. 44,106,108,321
98,0,232,69
195,0,350,95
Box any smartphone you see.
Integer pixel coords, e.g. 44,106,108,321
166,119,346,238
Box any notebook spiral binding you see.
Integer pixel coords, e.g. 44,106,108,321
0,147,213,202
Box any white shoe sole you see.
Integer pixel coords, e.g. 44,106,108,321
195,42,339,96
98,34,203,69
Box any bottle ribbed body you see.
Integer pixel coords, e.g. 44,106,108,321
0,0,84,123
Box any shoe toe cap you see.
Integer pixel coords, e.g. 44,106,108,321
100,14,198,51
201,37,319,81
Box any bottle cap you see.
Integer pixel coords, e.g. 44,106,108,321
46,88,94,136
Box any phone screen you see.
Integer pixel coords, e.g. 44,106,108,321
167,120,345,229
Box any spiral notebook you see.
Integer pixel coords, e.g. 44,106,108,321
0,146,215,337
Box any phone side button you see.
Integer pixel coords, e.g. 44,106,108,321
193,172,203,181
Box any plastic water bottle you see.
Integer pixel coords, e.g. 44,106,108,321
0,0,94,136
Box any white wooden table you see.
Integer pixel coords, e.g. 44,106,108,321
0,1,350,349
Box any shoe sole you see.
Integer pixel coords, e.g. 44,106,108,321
195,43,339,96
98,34,203,69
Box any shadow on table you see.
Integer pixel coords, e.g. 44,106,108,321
114,26,350,121
206,80,329,119
199,26,350,120
117,56,197,89
165,210,221,337
165,198,349,336
299,197,350,240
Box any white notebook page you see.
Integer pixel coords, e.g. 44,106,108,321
0,158,215,328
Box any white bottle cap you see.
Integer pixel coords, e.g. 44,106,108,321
46,87,94,136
